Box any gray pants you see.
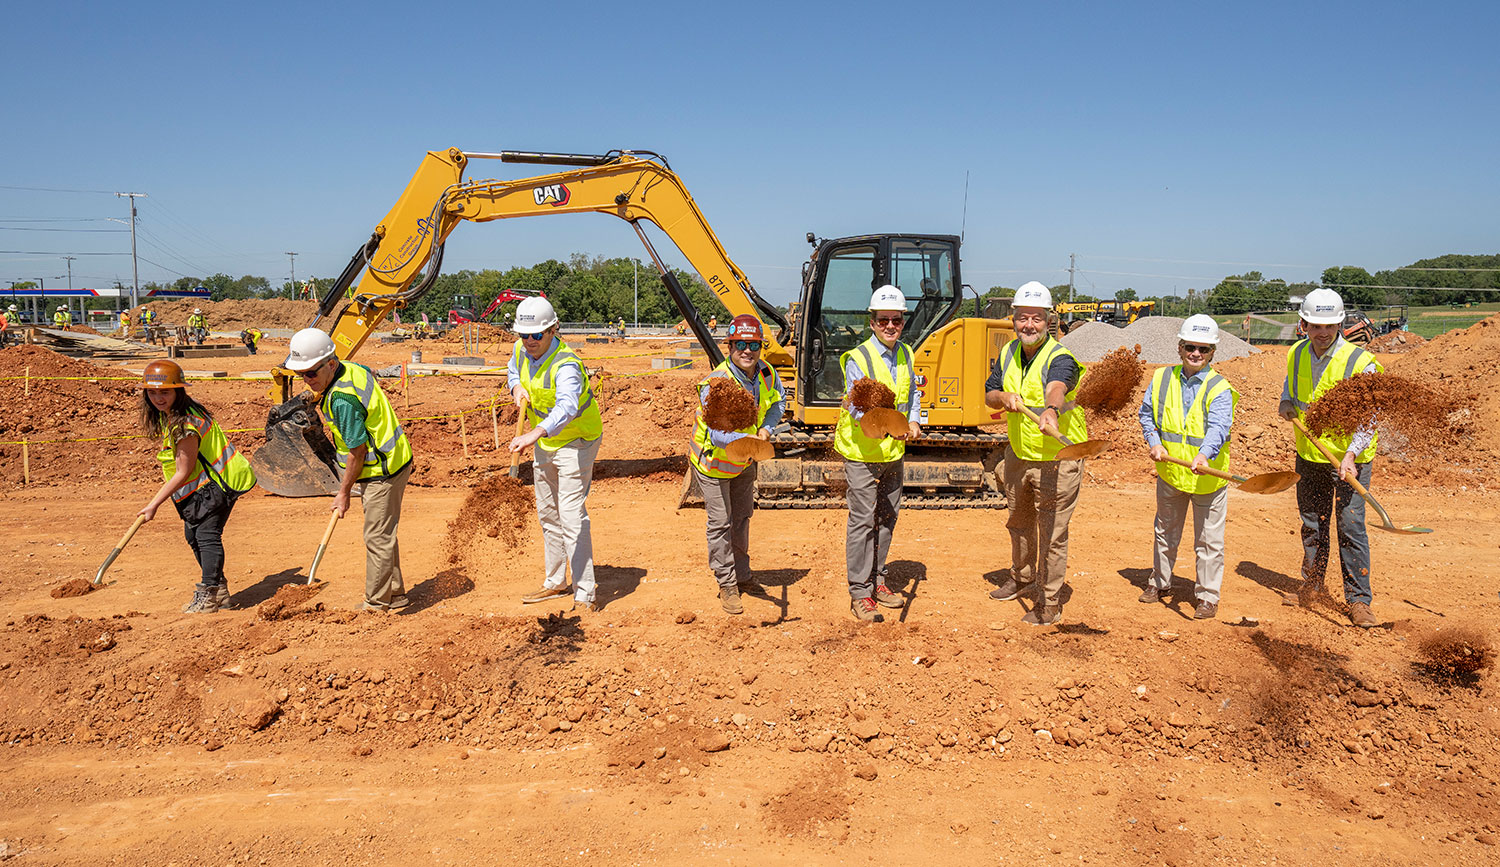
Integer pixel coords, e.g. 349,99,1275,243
1003,450,1083,608
696,464,756,589
535,436,600,602
360,461,412,606
1149,477,1228,605
844,458,903,599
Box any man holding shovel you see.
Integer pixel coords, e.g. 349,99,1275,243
837,285,921,622
689,314,785,615
1279,288,1382,627
1137,315,1239,620
985,281,1087,626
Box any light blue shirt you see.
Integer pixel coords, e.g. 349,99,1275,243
698,362,786,448
843,339,920,424
1138,365,1235,460
506,337,585,437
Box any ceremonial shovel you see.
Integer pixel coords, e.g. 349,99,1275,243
92,515,146,586
1290,418,1432,534
1156,455,1300,495
991,408,1112,460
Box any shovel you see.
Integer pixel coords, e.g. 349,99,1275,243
92,515,146,586
858,407,911,440
508,395,528,479
306,512,340,585
1290,419,1433,534
1156,454,1300,495
725,435,775,463
992,408,1112,460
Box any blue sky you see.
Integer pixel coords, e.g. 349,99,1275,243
4,0,1497,305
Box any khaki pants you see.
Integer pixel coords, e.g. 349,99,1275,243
535,436,600,602
1002,450,1083,608
697,464,756,589
844,458,903,599
360,461,412,606
1149,477,1228,605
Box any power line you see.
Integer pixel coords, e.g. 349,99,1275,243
0,184,119,194
0,250,126,255
0,227,128,233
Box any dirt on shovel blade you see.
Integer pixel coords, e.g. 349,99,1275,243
703,377,758,432
847,379,896,413
1303,372,1463,455
1076,345,1144,415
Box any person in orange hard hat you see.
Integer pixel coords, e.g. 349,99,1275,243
688,314,785,614
137,360,257,613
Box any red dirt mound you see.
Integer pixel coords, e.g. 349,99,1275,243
703,377,758,431
847,379,896,412
136,299,321,330
1369,329,1425,353
50,578,97,598
444,473,532,565
1303,372,1462,457
1076,345,1144,415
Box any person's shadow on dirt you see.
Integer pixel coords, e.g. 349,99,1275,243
744,567,809,625
594,564,646,610
1235,561,1299,595
1117,567,1197,621
884,560,926,623
403,568,475,614
230,568,303,609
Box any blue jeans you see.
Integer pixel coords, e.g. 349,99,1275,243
1295,455,1372,604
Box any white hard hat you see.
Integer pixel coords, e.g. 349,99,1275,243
1013,281,1053,310
57,305,66,311
514,296,559,332
6,304,15,311
194,307,202,314
284,327,337,371
1177,314,1220,345
867,285,908,312
1299,288,1345,325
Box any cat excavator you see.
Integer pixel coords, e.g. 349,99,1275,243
251,148,1015,507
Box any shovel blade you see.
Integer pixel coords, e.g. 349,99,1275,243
1057,439,1111,460
1235,471,1300,495
859,407,909,440
250,398,341,498
725,437,774,463
1372,522,1433,535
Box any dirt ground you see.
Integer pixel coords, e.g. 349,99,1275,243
1,325,1498,865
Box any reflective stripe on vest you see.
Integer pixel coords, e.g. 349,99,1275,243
320,362,413,480
1285,339,1382,464
834,336,913,464
1150,365,1239,494
690,360,782,479
998,337,1088,462
158,408,257,503
514,339,603,451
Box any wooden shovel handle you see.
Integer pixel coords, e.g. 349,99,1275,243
509,395,529,473
1289,418,1373,497
1158,453,1237,483
1011,405,1074,447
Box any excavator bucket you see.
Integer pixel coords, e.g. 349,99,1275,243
250,397,342,498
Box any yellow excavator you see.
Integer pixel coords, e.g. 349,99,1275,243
252,148,1015,507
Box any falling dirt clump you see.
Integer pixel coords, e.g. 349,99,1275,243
50,579,96,598
1076,345,1144,415
1417,627,1495,678
847,378,896,412
703,376,758,431
257,584,324,621
444,473,532,565
1303,372,1461,454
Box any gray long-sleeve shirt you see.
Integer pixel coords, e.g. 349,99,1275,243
1138,366,1235,460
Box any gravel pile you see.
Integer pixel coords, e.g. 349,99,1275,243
1062,317,1258,364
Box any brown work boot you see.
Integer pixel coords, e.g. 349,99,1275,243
874,584,903,608
182,585,220,614
988,577,1030,602
1348,602,1377,628
1022,605,1061,626
719,585,744,615
572,599,599,614
1138,585,1163,604
850,597,882,623
521,584,571,604
1193,600,1218,620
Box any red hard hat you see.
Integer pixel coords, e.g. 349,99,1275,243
725,314,763,342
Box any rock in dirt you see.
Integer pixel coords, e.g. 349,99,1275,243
698,732,731,753
850,718,881,741
86,632,115,653
675,611,696,624
50,578,95,598
806,731,834,752
241,698,279,731
852,763,878,781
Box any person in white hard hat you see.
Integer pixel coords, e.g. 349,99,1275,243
508,296,605,613
1136,314,1239,620
984,281,1087,626
0,304,13,347
285,328,415,612
53,305,71,329
836,285,921,622
188,307,208,345
1278,288,1382,627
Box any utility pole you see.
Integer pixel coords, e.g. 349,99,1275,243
1068,253,1076,304
286,252,298,299
116,192,147,308
633,258,639,327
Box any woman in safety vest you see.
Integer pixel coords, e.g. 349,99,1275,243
688,314,785,614
1137,314,1238,620
137,360,257,613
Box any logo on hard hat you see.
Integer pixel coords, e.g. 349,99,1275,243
533,184,571,207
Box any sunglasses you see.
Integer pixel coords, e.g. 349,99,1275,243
518,331,546,341
874,316,904,326
1182,343,1214,354
297,368,322,380
731,340,762,352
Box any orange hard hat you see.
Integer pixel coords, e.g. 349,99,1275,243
725,314,763,343
142,359,187,390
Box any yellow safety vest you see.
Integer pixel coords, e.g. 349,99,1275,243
834,335,913,464
121,312,131,327
189,313,206,328
53,310,70,327
157,407,257,503
513,339,603,451
689,360,782,479
1285,339,1382,464
1150,365,1239,494
320,362,413,481
997,337,1088,462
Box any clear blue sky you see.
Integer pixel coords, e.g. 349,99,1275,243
4,0,1497,305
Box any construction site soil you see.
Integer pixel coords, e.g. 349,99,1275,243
134,298,321,330
2,326,1498,865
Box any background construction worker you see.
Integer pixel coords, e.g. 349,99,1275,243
985,281,1088,626
284,328,415,612
616,316,627,339
508,296,604,613
53,305,71,329
0,304,12,347
837,285,920,622
119,307,132,338
689,314,785,614
1137,314,1239,620
188,307,208,345
1278,288,1382,627
240,327,262,354
137,360,257,613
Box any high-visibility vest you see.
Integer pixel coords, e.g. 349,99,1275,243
689,360,782,479
513,339,603,451
189,313,206,328
157,407,256,503
834,335,913,464
320,362,413,481
1149,365,1239,494
996,337,1088,462
121,312,131,327
53,310,70,327
1285,338,1382,464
